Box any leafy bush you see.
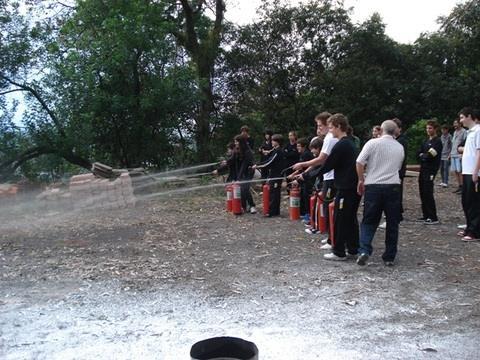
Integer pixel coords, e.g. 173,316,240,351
405,119,428,164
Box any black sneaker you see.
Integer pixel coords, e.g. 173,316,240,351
453,187,462,194
424,218,439,225
356,253,369,266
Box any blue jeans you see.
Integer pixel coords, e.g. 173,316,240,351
440,159,450,184
359,184,401,262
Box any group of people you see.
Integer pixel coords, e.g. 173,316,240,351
215,107,480,266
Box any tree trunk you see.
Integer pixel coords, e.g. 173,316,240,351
173,0,225,163
196,68,215,162
0,146,91,181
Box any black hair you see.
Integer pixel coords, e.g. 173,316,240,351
271,134,284,146
297,137,309,148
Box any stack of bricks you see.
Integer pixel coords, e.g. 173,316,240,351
36,187,72,211
0,184,18,197
0,184,18,205
69,171,136,210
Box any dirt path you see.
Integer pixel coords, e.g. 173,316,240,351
1,178,479,359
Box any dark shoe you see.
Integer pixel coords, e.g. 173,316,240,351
424,218,439,225
346,252,358,260
356,253,369,266
384,261,394,267
453,187,462,194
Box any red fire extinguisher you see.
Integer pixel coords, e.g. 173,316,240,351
328,201,335,245
317,194,327,233
226,184,233,212
262,183,270,216
289,184,301,220
309,193,316,226
232,182,243,215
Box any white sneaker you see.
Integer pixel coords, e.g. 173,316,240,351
324,252,346,261
250,206,257,214
457,224,467,230
320,243,332,250
305,228,319,235
320,237,328,244
378,221,386,230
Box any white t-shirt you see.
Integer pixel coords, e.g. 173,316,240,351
321,132,338,181
462,124,480,175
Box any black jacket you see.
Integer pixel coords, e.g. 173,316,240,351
284,142,299,168
417,136,442,174
299,149,314,162
217,154,236,182
257,147,285,179
235,150,254,180
259,140,273,162
396,133,408,179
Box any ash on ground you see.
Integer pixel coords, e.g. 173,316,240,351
1,178,479,359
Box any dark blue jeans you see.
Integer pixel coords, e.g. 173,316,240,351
359,184,401,262
440,159,450,185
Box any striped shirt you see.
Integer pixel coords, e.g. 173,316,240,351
357,135,405,185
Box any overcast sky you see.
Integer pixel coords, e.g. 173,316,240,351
225,0,462,44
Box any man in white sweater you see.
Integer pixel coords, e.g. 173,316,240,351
356,120,405,266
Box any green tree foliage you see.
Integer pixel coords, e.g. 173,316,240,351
1,0,480,179
52,0,200,168
224,0,352,136
405,119,428,164
167,0,226,162
0,0,93,180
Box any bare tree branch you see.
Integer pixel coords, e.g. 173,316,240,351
0,74,66,137
0,88,25,96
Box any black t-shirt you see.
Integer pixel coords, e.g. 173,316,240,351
319,136,358,190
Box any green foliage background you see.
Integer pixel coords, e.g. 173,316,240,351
1,0,479,181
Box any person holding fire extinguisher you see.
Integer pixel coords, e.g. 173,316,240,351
234,135,257,214
287,138,314,221
297,114,361,261
258,129,274,182
293,112,336,245
252,134,286,217
212,142,237,182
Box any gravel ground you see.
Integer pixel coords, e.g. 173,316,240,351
1,177,479,359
